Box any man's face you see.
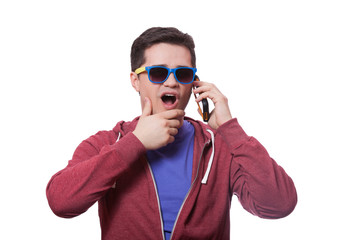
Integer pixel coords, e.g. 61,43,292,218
131,43,193,115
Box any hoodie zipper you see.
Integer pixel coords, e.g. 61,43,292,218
146,161,165,240
169,140,210,240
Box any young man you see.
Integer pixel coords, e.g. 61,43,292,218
46,27,297,240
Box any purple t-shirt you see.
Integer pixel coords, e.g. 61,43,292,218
146,120,194,240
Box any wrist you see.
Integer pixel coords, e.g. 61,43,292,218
132,130,147,149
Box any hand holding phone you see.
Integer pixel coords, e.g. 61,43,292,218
193,75,209,122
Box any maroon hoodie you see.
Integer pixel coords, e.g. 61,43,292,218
46,117,297,240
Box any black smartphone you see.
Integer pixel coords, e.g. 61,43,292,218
193,75,209,122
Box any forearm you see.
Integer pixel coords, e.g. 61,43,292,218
218,119,297,218
233,148,297,219
46,132,146,218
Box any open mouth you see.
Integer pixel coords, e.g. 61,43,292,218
161,94,177,105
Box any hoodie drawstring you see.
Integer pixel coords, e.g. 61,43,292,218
201,129,215,184
112,132,122,189
116,129,214,184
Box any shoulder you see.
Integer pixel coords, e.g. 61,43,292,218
78,118,138,153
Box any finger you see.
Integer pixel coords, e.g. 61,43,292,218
195,85,223,102
193,81,216,91
195,92,212,102
141,97,152,117
192,80,206,87
167,135,176,144
168,127,179,136
160,109,185,119
179,116,184,128
167,119,182,128
193,85,212,94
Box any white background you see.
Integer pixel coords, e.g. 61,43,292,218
1,0,359,239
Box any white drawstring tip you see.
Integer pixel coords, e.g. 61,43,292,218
116,132,121,142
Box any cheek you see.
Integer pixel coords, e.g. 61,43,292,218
139,80,156,97
140,84,160,104
180,87,193,106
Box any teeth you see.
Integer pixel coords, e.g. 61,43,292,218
161,94,177,105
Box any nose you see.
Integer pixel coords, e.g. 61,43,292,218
163,72,179,88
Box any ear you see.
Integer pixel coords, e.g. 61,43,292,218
130,72,140,93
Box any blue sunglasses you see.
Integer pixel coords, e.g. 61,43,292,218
135,66,197,84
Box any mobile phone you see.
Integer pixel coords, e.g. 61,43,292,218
193,75,209,122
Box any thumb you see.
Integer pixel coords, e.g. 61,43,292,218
141,97,152,117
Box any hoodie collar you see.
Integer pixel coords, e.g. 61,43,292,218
113,116,213,144
112,116,215,184
112,116,140,138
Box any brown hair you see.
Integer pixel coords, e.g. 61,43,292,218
130,27,196,71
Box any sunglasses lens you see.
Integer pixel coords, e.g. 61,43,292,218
149,67,168,83
175,68,194,83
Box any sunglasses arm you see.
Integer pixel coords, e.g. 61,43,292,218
134,67,146,74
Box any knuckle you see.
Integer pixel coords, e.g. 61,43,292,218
175,109,183,114
173,128,179,135
167,128,177,135
168,136,175,143
160,119,167,127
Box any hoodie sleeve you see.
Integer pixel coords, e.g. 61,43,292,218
46,131,146,218
217,118,297,219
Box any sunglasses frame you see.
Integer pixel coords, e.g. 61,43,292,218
135,66,197,84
